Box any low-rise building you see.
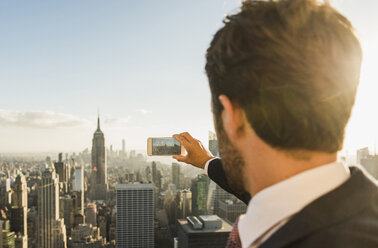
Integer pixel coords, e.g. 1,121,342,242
177,215,232,248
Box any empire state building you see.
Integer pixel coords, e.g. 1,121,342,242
90,115,108,201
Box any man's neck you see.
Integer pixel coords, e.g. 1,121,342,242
243,148,337,197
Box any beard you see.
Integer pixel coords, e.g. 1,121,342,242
214,114,247,195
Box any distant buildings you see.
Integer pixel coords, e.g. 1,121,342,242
54,153,70,193
86,203,97,227
168,184,177,195
172,163,180,188
70,224,104,247
145,166,152,182
152,162,157,185
116,183,154,248
357,147,370,165
177,190,192,219
151,162,163,206
361,156,378,179
218,199,247,224
357,147,378,179
90,116,108,201
122,139,126,154
207,182,234,216
0,117,252,248
206,132,235,216
177,215,232,248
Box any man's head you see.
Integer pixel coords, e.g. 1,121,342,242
206,0,362,193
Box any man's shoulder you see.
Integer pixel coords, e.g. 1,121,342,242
260,166,378,248
290,207,378,247
267,189,378,248
295,166,378,246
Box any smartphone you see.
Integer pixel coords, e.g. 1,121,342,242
147,137,183,156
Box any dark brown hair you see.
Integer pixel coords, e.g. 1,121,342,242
206,0,362,153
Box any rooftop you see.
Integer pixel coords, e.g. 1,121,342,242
116,183,153,190
177,215,232,234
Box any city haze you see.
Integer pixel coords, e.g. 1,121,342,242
0,0,377,155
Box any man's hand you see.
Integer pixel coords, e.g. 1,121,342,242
172,132,216,169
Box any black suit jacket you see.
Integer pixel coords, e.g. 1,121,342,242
207,158,378,247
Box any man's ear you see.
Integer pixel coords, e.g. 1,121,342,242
219,95,246,140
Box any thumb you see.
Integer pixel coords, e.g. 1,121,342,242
172,155,188,163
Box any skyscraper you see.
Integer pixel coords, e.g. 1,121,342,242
207,182,233,216
145,166,152,182
72,165,84,192
10,174,28,248
360,155,378,179
37,167,67,248
59,195,74,235
218,199,247,224
357,147,370,164
54,153,70,193
191,175,209,216
152,161,157,185
90,115,108,201
116,184,154,248
72,164,84,217
172,163,180,188
177,189,192,218
13,174,27,209
356,147,378,179
85,203,97,227
208,131,219,157
206,131,233,215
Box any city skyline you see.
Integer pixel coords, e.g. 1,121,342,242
0,0,378,155
1,2,377,248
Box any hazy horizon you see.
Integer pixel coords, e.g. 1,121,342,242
1,0,378,155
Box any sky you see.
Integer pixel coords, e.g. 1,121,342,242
0,0,377,156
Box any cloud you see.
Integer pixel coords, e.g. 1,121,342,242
0,109,90,129
103,116,131,125
136,109,151,115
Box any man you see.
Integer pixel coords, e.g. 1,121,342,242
173,0,378,247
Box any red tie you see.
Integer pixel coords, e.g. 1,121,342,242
226,216,242,248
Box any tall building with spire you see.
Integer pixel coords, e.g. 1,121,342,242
90,115,108,201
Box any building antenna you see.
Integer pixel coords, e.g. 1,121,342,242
97,107,101,130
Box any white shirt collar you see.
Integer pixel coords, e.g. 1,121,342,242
238,161,350,248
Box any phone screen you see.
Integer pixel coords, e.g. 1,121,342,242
152,138,181,155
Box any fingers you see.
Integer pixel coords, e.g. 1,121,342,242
181,132,195,142
174,132,197,146
172,155,188,163
173,134,190,148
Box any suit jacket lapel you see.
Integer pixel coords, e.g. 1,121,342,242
259,167,377,248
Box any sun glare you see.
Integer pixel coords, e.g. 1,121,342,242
343,41,378,155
